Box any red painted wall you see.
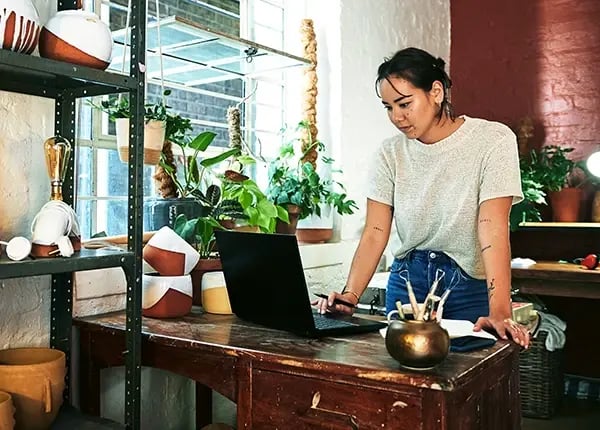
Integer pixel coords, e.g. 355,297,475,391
450,0,600,159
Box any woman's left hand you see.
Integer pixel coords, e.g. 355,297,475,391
473,315,530,348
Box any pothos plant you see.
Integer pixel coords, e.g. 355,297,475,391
87,89,172,122
266,121,358,220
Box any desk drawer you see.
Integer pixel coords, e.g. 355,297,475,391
251,369,422,429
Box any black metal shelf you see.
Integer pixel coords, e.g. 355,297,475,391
0,50,136,99
51,405,125,429
0,249,135,280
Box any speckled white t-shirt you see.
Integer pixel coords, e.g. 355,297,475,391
368,116,523,279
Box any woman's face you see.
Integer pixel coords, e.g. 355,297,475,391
379,76,444,142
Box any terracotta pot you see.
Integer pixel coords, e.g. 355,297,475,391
0,0,40,54
143,226,200,276
39,9,112,69
548,188,583,222
296,228,333,244
191,258,222,306
115,118,166,165
0,348,65,430
142,273,193,318
275,204,301,234
0,391,15,430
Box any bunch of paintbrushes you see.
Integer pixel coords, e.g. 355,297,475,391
396,269,452,322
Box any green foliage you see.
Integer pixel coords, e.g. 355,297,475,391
266,121,358,220
158,131,240,199
87,89,173,123
222,174,289,233
510,145,588,231
173,184,246,258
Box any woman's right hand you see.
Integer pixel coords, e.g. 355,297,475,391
311,292,358,315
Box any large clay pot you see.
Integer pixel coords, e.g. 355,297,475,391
0,0,40,54
0,391,15,430
275,204,301,234
0,348,65,430
39,9,112,70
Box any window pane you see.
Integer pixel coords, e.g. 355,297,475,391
77,146,93,196
76,199,94,239
97,199,128,236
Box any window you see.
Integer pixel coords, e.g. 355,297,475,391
77,0,305,238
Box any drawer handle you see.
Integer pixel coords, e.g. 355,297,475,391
305,391,359,429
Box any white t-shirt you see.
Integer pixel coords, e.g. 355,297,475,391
368,116,523,279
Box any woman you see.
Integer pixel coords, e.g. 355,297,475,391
315,47,529,348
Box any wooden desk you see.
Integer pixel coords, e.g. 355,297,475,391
512,261,600,377
75,310,521,430
512,261,600,299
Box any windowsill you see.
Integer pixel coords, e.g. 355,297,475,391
298,241,348,269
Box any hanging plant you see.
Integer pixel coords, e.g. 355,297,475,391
300,18,318,169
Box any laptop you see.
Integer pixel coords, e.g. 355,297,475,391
214,230,386,337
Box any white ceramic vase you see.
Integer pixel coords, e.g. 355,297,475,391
0,0,41,54
39,9,113,69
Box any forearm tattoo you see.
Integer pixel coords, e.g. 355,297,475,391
481,244,492,253
488,278,496,299
479,218,492,224
373,226,384,232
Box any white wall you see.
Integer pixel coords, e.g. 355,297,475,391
0,0,449,428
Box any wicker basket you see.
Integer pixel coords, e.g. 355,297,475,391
519,330,564,418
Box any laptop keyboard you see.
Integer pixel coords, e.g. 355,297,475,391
313,314,359,330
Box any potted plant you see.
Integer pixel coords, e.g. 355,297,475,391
88,91,169,164
221,170,289,233
266,121,358,238
173,183,245,305
522,145,587,222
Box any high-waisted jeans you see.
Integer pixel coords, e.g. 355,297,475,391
385,250,489,323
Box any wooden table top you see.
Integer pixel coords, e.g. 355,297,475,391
75,309,516,392
512,260,600,283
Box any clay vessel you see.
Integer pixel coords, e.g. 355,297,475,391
39,9,112,69
0,391,15,430
0,348,65,430
385,320,450,369
0,0,40,54
142,273,193,318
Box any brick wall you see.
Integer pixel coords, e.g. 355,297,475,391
451,0,600,159
111,0,243,147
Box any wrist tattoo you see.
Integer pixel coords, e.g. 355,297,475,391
481,244,492,253
487,278,496,299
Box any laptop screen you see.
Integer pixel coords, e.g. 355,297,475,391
215,230,317,333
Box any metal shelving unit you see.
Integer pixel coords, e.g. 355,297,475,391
0,0,146,428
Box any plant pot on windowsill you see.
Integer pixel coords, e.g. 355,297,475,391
548,188,583,222
275,204,301,235
115,118,166,165
296,204,334,243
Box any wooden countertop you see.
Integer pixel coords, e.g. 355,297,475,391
512,261,600,299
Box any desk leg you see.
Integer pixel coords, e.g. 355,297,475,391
196,382,212,428
79,330,101,416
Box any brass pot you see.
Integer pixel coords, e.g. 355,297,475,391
385,320,450,369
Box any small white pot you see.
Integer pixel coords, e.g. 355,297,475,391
115,118,166,165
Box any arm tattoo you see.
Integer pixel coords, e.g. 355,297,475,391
481,244,492,253
487,278,496,299
373,226,384,232
479,218,492,224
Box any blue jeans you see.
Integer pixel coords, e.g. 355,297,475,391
385,250,489,323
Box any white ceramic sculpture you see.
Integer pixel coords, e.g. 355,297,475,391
0,0,41,54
